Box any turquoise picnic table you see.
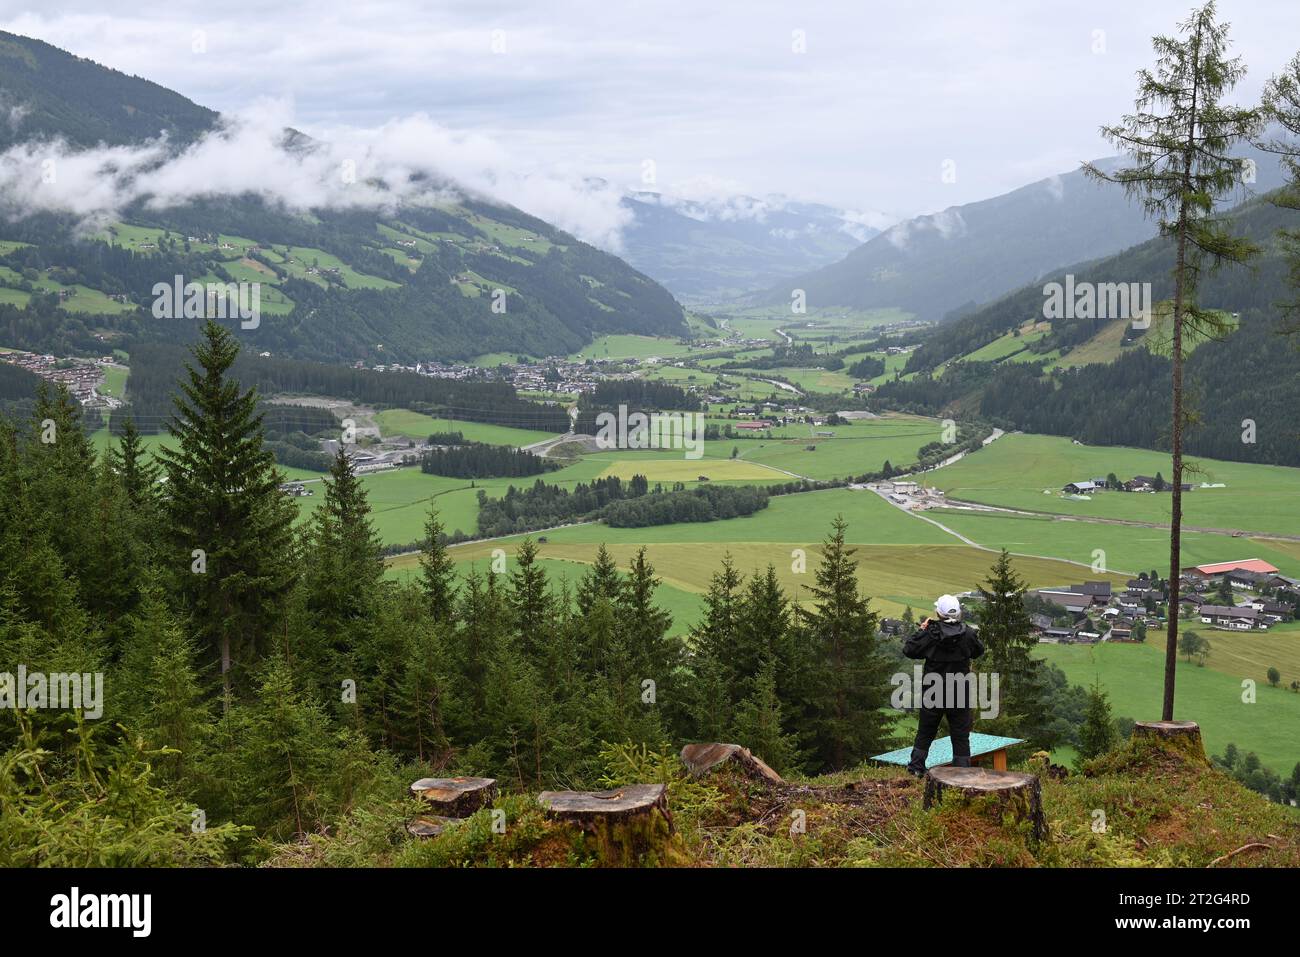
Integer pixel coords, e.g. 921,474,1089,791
871,732,1023,771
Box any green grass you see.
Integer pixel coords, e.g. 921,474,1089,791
732,413,941,480
1195,620,1300,689
927,508,1300,578
1036,641,1300,775
373,409,559,447
959,324,1050,362
99,365,128,399
571,335,695,360
934,432,1300,538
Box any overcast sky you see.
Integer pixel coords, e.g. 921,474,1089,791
3,0,1298,229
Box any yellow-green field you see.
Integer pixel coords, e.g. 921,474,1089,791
594,457,786,482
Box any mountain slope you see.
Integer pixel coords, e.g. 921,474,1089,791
619,192,876,302
0,32,216,151
0,31,688,361
757,154,1287,322
868,190,1300,466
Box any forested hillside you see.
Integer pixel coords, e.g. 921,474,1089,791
0,32,688,362
0,32,216,151
870,192,1300,466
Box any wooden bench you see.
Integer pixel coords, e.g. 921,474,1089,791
871,732,1023,772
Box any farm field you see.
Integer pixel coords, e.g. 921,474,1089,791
1198,621,1300,689
1036,641,1300,775
933,432,1300,537
959,324,1050,362
373,409,560,447
927,508,1300,578
594,457,785,482
571,335,696,360
732,414,942,479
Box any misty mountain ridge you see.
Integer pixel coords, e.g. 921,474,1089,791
617,188,884,303
751,149,1289,322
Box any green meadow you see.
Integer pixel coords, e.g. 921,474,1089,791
373,408,560,447
1036,641,1300,775
934,432,1300,538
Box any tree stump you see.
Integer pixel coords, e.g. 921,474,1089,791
922,766,1047,843
409,776,498,817
406,815,453,839
1131,720,1207,763
680,743,784,785
537,783,673,832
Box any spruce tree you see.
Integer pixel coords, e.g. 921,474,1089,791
115,589,210,785
303,448,384,666
730,659,799,773
686,556,743,739
1085,1,1261,719
1077,680,1118,766
111,416,159,510
418,505,457,621
157,320,298,700
976,550,1049,747
576,543,623,617
796,517,894,770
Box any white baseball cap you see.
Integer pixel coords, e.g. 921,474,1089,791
934,594,962,622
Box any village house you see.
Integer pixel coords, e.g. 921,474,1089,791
1181,559,1281,583
1198,604,1267,631
1062,479,1107,494
1245,599,1295,623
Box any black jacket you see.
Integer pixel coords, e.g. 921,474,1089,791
903,619,985,675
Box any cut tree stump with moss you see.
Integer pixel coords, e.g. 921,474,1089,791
537,784,676,866
409,777,498,817
923,766,1048,843
1131,720,1207,763
680,743,784,785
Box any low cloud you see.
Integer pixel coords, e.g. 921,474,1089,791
0,99,633,248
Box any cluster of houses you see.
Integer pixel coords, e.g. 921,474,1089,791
1028,559,1298,642
1062,475,1193,494
0,350,121,409
1178,560,1297,630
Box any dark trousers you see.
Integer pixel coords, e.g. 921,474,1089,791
907,705,974,775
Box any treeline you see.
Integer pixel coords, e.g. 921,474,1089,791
720,343,846,372
602,483,768,527
107,342,570,435
473,474,769,537
420,444,557,479
846,354,886,378
573,380,699,434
